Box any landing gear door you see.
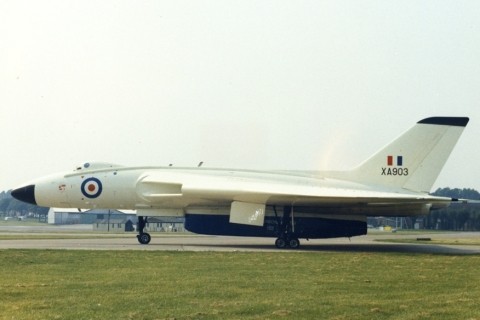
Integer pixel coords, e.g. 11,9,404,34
229,201,266,226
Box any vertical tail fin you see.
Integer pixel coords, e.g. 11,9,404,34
347,117,469,193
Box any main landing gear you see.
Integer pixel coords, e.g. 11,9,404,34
274,236,300,249
274,206,300,249
137,216,151,245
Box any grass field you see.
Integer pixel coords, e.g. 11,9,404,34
379,237,480,246
1,250,479,320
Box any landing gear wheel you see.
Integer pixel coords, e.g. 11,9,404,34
288,237,300,249
137,233,151,245
275,237,287,249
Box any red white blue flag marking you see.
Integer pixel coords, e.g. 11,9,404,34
81,177,103,198
387,155,403,166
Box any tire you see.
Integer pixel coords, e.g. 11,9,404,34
275,237,287,249
138,232,151,245
288,237,300,249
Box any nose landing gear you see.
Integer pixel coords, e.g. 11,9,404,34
137,216,151,245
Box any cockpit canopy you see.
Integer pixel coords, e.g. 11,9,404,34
75,162,123,171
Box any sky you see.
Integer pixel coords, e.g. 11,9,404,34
1,0,480,192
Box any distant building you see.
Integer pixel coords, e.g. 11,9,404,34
48,207,184,232
144,216,185,232
48,208,83,224
48,208,136,225
93,217,136,232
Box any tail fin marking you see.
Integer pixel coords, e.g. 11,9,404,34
348,117,469,193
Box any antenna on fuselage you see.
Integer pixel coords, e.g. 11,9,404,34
197,161,204,167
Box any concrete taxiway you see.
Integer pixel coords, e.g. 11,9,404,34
0,225,479,254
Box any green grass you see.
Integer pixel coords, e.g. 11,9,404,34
379,237,480,246
368,229,457,235
0,234,129,240
0,250,479,320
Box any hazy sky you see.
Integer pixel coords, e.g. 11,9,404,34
1,1,479,192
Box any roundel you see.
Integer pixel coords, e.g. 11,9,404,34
81,177,103,198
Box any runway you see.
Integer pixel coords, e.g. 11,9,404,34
1,225,480,254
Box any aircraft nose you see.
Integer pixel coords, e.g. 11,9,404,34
11,185,37,205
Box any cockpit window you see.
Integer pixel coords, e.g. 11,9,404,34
75,163,90,171
74,162,122,171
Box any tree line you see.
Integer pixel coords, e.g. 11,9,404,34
0,190,49,218
1,187,480,231
422,188,480,231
